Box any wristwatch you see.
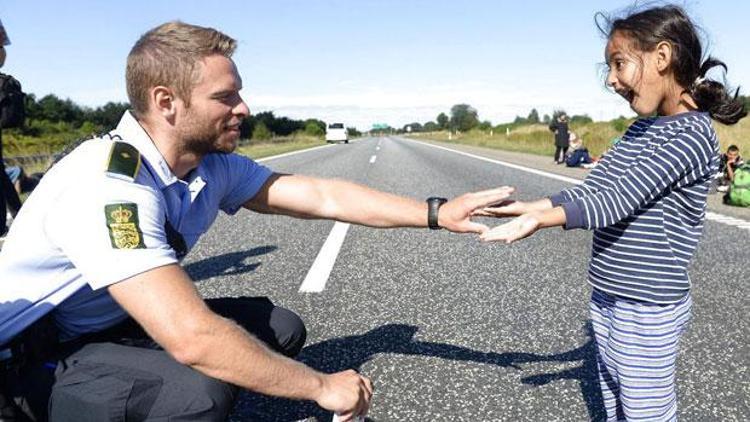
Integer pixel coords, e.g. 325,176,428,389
426,197,448,230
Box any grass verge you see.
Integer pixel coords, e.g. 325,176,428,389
407,117,750,158
235,135,326,160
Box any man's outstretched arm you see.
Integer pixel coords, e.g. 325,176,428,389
108,264,372,419
244,173,514,234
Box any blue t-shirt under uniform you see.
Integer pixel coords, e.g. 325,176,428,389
550,111,719,304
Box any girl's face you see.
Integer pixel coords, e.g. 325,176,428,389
605,31,671,116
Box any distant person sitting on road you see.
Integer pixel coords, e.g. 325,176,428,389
563,133,595,168
548,113,570,164
0,19,25,237
716,144,743,192
0,21,514,421
475,5,746,421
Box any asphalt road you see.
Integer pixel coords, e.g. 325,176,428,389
180,137,749,421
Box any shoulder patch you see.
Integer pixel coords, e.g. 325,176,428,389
105,141,141,181
105,203,146,249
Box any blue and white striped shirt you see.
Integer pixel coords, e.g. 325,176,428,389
550,111,719,304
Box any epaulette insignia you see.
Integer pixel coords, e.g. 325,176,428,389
105,141,141,181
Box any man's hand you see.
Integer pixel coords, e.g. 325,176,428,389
315,370,373,421
480,213,542,243
471,199,528,218
438,186,515,234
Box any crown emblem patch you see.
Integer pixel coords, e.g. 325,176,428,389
105,203,145,249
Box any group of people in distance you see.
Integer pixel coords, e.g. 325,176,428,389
551,116,748,208
0,3,747,422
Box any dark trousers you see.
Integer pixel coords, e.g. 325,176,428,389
554,146,569,163
0,137,23,233
3,296,307,422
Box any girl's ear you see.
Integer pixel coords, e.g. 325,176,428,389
655,41,673,72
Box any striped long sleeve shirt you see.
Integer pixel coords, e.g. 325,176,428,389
549,111,719,304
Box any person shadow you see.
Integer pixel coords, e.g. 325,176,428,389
231,321,605,421
183,245,277,282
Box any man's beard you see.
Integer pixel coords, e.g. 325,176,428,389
180,132,227,156
178,118,232,156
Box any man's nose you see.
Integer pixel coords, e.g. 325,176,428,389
234,99,250,118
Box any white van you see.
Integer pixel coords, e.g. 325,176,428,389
326,123,348,143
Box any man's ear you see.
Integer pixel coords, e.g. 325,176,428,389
151,86,177,119
655,40,673,73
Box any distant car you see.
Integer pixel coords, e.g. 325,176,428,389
326,123,348,143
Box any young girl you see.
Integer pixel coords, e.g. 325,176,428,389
477,5,746,421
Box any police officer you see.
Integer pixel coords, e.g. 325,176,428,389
0,21,513,421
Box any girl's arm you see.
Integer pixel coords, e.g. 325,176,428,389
480,207,566,243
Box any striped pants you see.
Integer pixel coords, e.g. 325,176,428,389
589,289,692,422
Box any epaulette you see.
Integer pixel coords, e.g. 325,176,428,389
105,141,141,182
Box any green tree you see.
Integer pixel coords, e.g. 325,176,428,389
449,104,479,132
477,120,492,131
403,122,423,132
36,94,85,125
570,114,593,124
423,121,438,132
304,120,324,137
436,112,449,129
527,108,540,124
346,127,361,137
85,102,130,130
252,121,272,140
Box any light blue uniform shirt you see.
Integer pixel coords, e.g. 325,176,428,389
0,111,272,344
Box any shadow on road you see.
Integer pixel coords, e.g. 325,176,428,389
519,322,605,421
184,245,277,281
231,322,605,421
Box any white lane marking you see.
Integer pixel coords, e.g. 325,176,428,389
376,146,381,151
407,139,580,184
405,138,750,232
299,222,351,293
370,155,377,164
705,212,750,231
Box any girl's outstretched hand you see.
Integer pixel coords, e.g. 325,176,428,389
479,213,541,243
471,200,527,218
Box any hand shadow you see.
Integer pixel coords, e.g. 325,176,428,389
183,245,277,282
231,323,560,422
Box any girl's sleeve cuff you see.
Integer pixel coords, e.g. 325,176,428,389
549,193,567,207
561,200,585,230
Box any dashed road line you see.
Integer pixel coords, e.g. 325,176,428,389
299,222,351,293
370,155,377,164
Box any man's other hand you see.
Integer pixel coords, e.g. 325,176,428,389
316,370,373,421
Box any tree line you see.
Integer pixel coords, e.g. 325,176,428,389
6,93,362,155
18,93,362,140
400,95,750,134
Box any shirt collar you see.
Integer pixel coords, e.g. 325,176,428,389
113,111,180,187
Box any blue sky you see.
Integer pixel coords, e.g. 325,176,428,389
2,1,748,130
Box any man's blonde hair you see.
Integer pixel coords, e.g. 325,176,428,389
126,21,236,118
